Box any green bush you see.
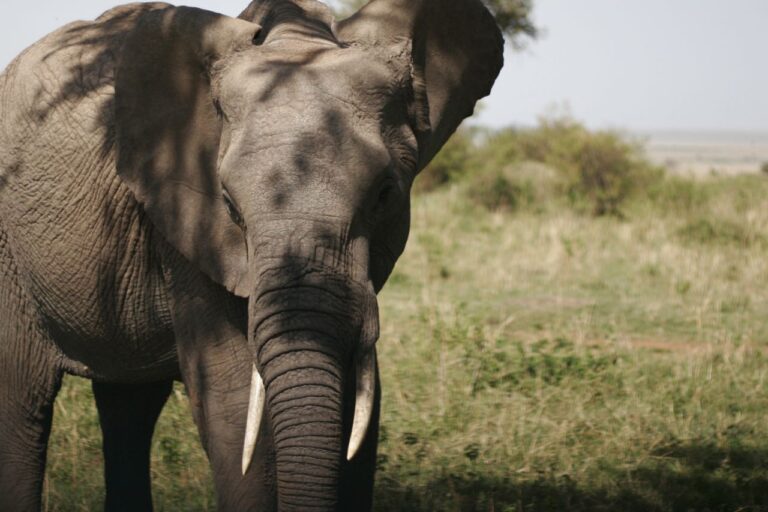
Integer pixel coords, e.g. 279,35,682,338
466,161,563,212
467,115,662,216
417,114,663,216
414,128,475,193
466,167,526,211
505,115,661,216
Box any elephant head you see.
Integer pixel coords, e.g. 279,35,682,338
114,0,502,509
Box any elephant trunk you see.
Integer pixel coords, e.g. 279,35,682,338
243,241,379,510
263,343,344,511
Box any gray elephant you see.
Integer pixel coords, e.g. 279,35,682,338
0,0,502,510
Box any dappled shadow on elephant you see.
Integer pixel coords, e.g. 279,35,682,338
0,0,505,510
373,440,768,512
0,160,22,193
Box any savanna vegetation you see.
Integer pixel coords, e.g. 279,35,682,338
43,116,768,511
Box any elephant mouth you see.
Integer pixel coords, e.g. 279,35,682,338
240,346,377,474
239,266,381,477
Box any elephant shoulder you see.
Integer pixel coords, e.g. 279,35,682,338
0,3,171,135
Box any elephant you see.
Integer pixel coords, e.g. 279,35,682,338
0,0,503,510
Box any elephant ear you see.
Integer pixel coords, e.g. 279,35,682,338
337,0,504,169
115,6,261,297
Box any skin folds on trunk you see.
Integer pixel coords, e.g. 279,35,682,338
247,253,378,511
263,346,344,511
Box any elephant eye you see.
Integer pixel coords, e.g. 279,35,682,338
378,184,393,206
372,179,398,219
213,99,227,121
222,188,245,229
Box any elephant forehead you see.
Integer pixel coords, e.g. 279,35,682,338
221,110,392,187
218,44,409,116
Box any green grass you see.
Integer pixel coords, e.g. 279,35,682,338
44,174,768,511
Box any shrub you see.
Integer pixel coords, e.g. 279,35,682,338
414,128,475,193
573,131,661,216
524,116,662,216
417,114,663,216
474,115,663,216
466,167,530,212
761,162,768,175
466,161,562,212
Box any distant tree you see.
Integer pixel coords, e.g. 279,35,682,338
333,0,537,46
482,0,537,46
762,162,768,175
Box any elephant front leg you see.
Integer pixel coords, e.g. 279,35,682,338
167,269,276,512
0,346,62,512
0,252,63,511
181,343,277,512
92,379,173,512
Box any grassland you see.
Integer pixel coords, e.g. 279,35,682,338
43,172,768,511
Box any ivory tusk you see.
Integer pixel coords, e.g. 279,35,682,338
242,364,266,475
346,348,377,461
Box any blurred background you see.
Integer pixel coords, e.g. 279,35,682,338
6,1,768,511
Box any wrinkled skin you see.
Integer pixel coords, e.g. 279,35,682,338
0,1,502,510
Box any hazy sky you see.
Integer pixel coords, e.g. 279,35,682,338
1,1,766,132
490,0,768,131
